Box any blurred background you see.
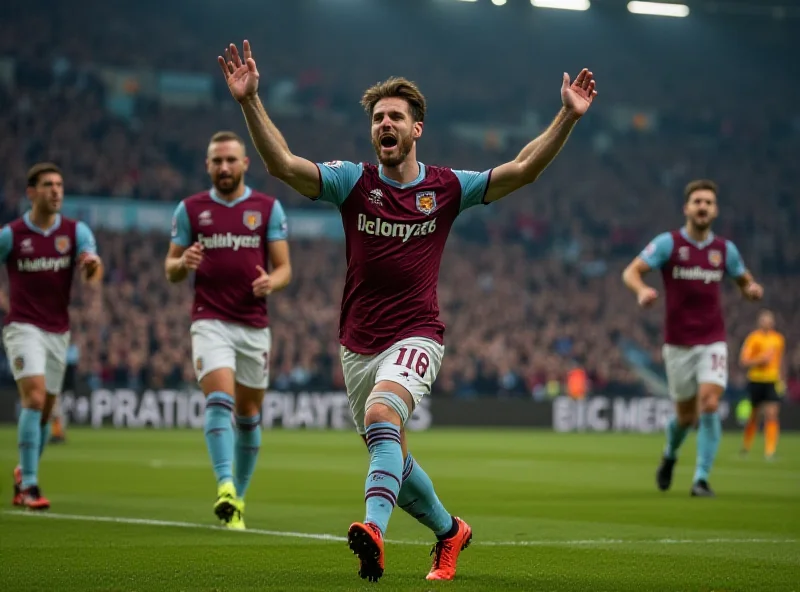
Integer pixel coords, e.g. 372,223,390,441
1,0,798,414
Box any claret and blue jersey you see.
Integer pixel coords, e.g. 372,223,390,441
314,160,491,355
639,227,747,346
0,213,97,333
170,186,288,329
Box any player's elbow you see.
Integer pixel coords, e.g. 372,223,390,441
621,265,635,284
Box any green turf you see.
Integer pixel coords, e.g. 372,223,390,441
0,427,797,591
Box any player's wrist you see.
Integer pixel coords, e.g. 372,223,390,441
238,93,260,107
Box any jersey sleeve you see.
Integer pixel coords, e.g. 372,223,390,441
639,232,674,269
725,240,747,278
266,200,289,241
454,169,492,213
170,201,191,247
0,225,12,263
76,222,98,255
315,161,363,207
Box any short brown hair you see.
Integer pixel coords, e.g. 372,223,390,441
27,162,62,187
360,77,427,123
684,179,718,203
209,131,245,146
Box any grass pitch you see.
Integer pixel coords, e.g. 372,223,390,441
0,427,797,591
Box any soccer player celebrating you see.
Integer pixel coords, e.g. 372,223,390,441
164,131,291,530
218,40,596,581
2,163,103,510
739,309,785,460
623,180,763,497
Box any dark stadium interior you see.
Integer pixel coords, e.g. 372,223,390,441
0,0,798,402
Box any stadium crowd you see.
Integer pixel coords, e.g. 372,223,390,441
1,1,798,400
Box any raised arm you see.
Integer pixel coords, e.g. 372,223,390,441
219,41,320,199
483,69,597,204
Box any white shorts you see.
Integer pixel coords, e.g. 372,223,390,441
190,319,272,390
2,322,70,394
341,337,444,434
662,342,728,402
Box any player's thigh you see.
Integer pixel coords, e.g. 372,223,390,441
43,330,69,396
662,344,698,403
340,346,379,435
696,342,728,390
233,326,271,391
2,323,48,407
190,320,237,394
696,342,728,412
374,337,444,416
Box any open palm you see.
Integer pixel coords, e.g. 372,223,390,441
218,40,259,103
561,68,597,117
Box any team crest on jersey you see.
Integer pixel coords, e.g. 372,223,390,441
415,191,437,215
708,249,722,268
54,235,71,254
13,356,24,372
678,246,690,261
243,211,262,231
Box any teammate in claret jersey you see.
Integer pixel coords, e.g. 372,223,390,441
1,163,103,510
219,40,596,581
623,179,763,497
164,131,292,530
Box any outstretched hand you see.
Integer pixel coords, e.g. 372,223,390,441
561,68,597,118
218,40,260,103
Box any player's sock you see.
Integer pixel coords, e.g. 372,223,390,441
741,416,757,452
18,409,42,489
664,417,690,460
693,412,722,483
397,453,457,539
764,419,779,457
203,392,235,486
234,414,261,498
39,420,51,458
364,422,403,535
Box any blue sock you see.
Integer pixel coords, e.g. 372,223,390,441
364,422,403,534
203,392,235,486
39,420,51,459
398,454,455,539
694,412,722,483
664,417,690,460
234,414,261,499
18,409,42,489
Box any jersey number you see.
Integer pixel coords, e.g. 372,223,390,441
711,353,726,372
394,347,430,378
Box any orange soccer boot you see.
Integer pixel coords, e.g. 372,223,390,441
426,517,473,581
20,485,50,511
347,522,385,582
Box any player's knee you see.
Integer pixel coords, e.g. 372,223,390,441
21,388,47,410
699,395,719,414
364,391,410,428
364,402,401,427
